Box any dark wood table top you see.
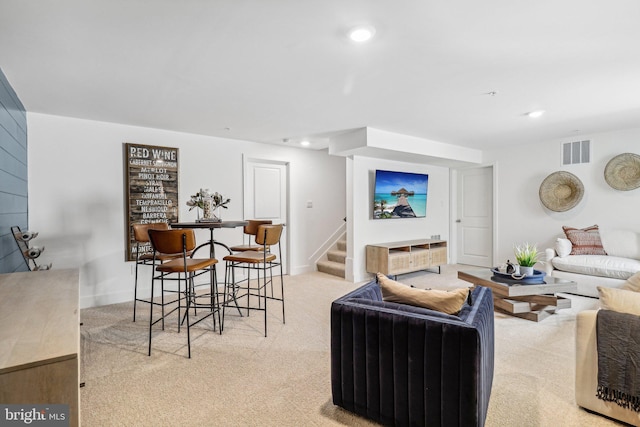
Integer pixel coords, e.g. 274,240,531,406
172,220,248,229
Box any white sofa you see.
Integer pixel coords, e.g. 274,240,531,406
545,228,640,297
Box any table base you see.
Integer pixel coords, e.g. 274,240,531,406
458,269,577,323
491,292,571,322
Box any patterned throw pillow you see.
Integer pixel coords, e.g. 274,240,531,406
562,225,607,256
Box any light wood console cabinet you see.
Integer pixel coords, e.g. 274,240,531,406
0,269,80,427
366,239,447,276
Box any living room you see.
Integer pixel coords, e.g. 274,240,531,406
14,108,640,307
2,2,640,426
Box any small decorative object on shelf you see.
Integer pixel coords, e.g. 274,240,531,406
503,260,519,275
186,188,230,222
514,242,539,277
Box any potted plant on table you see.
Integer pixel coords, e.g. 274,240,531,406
514,242,539,276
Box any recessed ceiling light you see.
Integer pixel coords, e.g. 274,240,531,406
348,25,376,42
527,110,545,118
300,140,311,146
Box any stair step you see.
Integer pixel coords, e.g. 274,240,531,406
327,250,346,263
337,240,346,251
317,260,345,278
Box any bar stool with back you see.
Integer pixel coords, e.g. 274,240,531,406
147,228,221,358
228,219,272,253
222,223,285,337
222,219,271,317
132,222,189,323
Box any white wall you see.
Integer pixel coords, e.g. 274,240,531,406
348,155,451,282
28,112,638,304
27,113,346,308
485,127,640,266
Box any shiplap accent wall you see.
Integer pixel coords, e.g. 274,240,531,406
0,68,28,273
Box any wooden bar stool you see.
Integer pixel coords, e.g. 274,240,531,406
222,224,285,337
148,228,220,358
229,219,272,252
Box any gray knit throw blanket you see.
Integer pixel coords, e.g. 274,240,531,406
596,309,640,412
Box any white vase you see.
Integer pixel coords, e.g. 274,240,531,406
519,265,534,277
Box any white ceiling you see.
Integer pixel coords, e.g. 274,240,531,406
2,0,640,151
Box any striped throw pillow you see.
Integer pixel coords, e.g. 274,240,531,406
562,225,607,255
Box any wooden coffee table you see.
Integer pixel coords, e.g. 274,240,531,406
458,269,578,322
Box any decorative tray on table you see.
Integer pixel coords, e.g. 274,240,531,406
490,268,547,284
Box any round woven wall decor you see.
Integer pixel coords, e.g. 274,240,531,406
539,171,584,212
604,153,640,191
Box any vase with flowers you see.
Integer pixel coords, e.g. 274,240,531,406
210,191,231,221
186,188,230,222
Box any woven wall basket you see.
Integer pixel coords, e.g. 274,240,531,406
539,171,584,212
604,152,640,191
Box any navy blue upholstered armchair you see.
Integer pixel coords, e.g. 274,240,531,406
331,280,494,427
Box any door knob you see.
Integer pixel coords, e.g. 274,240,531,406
455,219,461,223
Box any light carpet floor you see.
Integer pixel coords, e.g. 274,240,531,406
79,265,626,426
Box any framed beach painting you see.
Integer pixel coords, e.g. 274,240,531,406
373,169,428,219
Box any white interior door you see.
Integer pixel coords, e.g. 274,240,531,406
243,158,289,273
455,166,493,267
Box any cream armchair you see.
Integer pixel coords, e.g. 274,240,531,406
575,310,640,426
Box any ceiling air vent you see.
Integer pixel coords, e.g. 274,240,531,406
562,140,590,165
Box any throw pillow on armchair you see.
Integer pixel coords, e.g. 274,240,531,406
376,272,469,315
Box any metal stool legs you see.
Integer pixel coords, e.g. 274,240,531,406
147,229,220,358
221,224,285,336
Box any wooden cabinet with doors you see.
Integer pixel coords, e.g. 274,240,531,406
366,239,447,277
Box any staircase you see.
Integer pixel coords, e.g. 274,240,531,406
317,237,346,278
